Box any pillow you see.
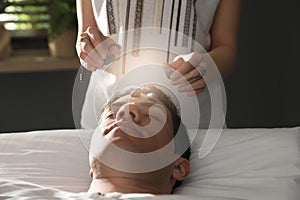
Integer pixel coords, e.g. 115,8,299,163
0,127,299,199
177,127,300,200
0,129,92,192
80,70,114,129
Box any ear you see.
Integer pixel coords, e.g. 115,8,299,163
172,157,190,181
89,168,93,178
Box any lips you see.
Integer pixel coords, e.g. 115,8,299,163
103,121,144,137
103,123,118,136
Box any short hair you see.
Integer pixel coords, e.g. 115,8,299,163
101,84,191,191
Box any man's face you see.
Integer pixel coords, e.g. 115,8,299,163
99,91,175,153
89,88,190,193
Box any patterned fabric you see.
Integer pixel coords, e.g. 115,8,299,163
182,0,192,47
104,0,198,51
191,7,197,51
96,0,220,51
132,0,144,55
106,0,117,34
84,0,223,129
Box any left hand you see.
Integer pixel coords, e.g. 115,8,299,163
76,26,121,71
166,52,207,96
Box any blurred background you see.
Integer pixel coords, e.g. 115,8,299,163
0,0,299,133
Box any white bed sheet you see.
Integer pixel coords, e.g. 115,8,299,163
0,178,237,200
0,127,299,200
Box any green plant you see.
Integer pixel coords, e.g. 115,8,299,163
48,0,77,41
0,0,9,13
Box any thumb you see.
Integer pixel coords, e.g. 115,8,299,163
167,57,185,69
85,26,107,48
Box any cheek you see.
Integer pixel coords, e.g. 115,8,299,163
148,125,174,150
99,115,114,126
131,131,172,153
158,126,174,146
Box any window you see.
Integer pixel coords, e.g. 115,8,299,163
0,0,50,49
0,0,79,73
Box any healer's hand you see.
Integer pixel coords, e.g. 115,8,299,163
76,26,121,71
165,52,207,96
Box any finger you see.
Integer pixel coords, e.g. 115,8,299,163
108,44,121,60
78,32,89,41
79,41,105,68
170,61,194,80
85,65,97,72
197,61,208,76
94,42,108,62
171,68,201,85
187,88,206,96
85,26,106,47
80,37,95,55
168,57,185,69
188,52,203,67
177,78,206,93
87,47,106,68
104,37,121,58
86,27,109,60
167,59,189,83
77,32,105,70
79,56,99,71
80,59,97,72
163,64,175,79
78,34,103,62
92,37,122,66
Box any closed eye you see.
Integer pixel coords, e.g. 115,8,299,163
105,113,114,119
103,109,115,119
144,114,161,121
148,104,166,122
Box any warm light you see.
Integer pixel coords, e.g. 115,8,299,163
4,22,16,30
0,13,11,22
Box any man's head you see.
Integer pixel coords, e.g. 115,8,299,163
89,84,191,194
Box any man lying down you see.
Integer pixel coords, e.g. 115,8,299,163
0,83,192,199
88,83,191,196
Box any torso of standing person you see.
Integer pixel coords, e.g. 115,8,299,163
92,0,220,52
80,0,223,129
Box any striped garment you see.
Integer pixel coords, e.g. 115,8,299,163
81,0,224,130
93,0,220,60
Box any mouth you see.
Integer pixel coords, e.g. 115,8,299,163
103,123,118,136
103,121,144,137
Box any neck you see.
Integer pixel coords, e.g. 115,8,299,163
88,175,170,194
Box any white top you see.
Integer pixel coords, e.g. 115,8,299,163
93,0,220,51
80,0,223,129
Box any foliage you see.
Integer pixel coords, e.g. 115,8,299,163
0,0,9,13
48,0,77,41
0,0,49,30
0,0,77,41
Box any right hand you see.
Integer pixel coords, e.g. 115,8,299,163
165,52,207,96
76,26,121,71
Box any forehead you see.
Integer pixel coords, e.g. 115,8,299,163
108,87,170,108
110,93,169,112
102,87,175,119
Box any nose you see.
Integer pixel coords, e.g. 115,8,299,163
116,103,141,123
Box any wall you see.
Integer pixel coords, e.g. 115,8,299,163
0,70,78,132
225,0,300,128
0,0,299,132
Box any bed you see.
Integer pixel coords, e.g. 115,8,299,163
1,127,299,199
